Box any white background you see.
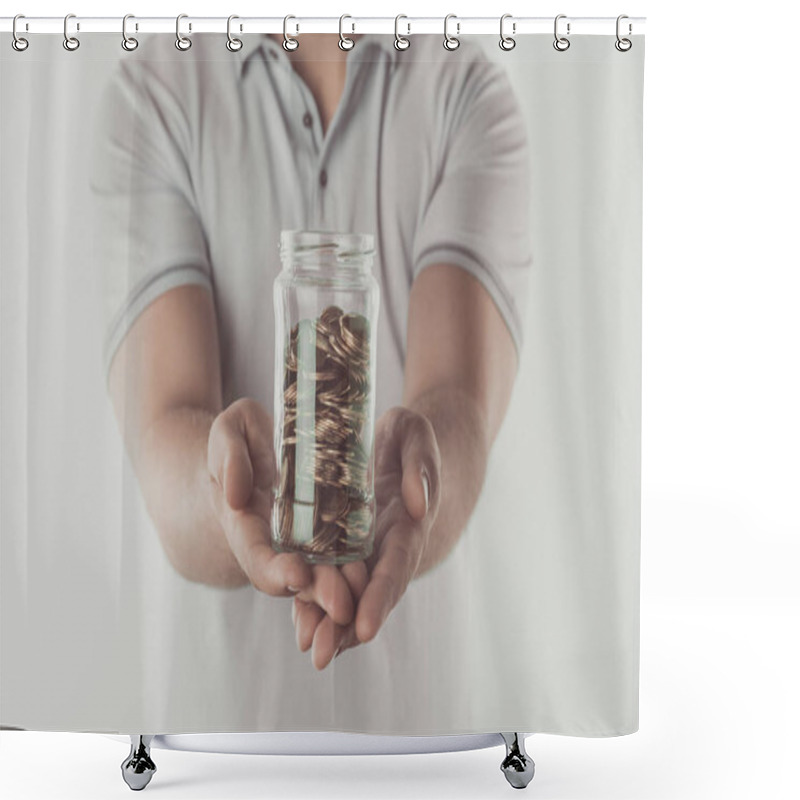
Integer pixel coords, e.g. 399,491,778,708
1,1,798,798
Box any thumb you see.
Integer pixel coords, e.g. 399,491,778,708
398,412,439,523
398,410,441,522
401,465,429,523
208,404,255,511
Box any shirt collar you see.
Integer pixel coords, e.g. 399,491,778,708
237,33,399,78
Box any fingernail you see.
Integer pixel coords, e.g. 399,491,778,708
421,469,430,513
287,585,300,593
333,644,343,659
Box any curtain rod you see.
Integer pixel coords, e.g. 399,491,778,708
0,16,646,36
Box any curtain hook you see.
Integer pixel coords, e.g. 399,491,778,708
63,13,80,51
553,14,570,51
175,14,192,51
499,14,516,51
394,14,410,50
122,14,139,51
283,15,299,51
339,14,355,51
615,14,632,51
12,14,29,52
227,15,243,52
443,14,460,51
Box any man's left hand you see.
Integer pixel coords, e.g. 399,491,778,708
291,406,441,670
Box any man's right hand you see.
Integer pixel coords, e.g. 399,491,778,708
206,397,357,629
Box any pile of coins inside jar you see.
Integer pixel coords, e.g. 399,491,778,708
274,305,375,562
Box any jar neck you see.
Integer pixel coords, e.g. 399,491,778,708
280,229,374,278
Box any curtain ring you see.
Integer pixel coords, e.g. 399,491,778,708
227,15,243,52
499,14,516,51
63,13,80,51
12,15,29,52
394,14,410,50
615,14,632,51
122,14,139,51
175,14,192,51
283,15,299,51
443,14,460,51
339,14,354,50
553,14,570,51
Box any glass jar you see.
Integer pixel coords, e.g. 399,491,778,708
272,230,380,565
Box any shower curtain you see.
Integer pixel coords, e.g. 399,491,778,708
0,25,645,737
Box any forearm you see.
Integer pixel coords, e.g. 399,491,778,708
137,406,249,588
407,386,490,578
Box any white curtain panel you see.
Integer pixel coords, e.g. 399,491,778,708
1,29,644,737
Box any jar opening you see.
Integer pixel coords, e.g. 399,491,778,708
280,229,375,273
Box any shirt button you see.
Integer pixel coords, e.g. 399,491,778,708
319,169,328,188
302,111,312,128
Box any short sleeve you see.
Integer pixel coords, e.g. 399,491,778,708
89,61,213,386
412,59,533,355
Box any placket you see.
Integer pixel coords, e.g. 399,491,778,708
285,55,362,229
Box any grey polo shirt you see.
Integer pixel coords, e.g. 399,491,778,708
90,32,532,418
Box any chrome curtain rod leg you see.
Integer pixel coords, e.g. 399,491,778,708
499,732,535,789
121,734,157,791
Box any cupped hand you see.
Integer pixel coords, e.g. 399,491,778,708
291,406,442,670
206,397,357,628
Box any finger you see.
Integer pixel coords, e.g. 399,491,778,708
209,398,277,508
294,597,325,653
232,398,277,489
311,614,341,671
399,413,441,522
327,569,366,659
261,550,314,596
294,565,355,627
355,526,420,643
293,561,367,630
333,623,360,659
294,562,368,663
222,508,311,595
208,469,312,596
401,467,428,523
294,600,358,662
340,560,369,601
208,411,253,511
